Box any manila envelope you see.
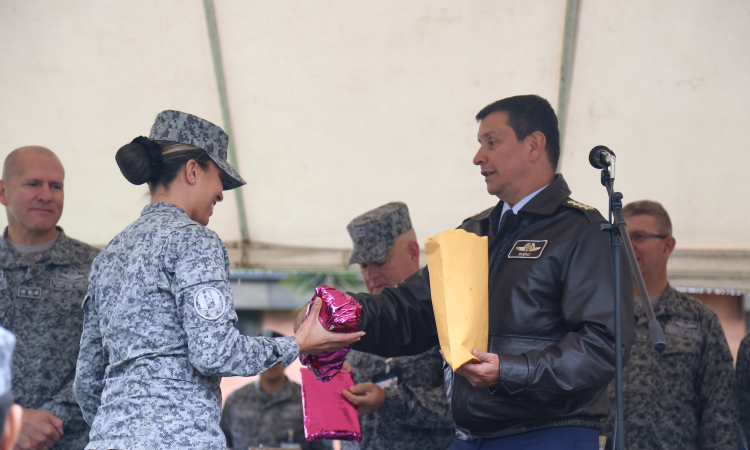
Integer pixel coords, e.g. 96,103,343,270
425,229,489,370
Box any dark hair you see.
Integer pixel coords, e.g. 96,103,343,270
475,95,560,169
622,200,673,236
116,138,212,193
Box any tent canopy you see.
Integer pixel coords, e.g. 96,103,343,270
2,0,749,286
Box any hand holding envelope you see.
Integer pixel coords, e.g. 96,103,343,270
426,229,492,378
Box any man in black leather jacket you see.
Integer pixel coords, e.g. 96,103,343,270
301,95,634,449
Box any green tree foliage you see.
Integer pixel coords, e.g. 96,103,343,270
280,271,365,306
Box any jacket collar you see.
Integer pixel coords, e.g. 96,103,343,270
470,174,572,225
0,226,72,268
141,202,191,219
519,174,572,215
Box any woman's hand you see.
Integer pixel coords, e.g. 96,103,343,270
294,298,365,355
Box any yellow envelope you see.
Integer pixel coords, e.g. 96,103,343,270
425,229,489,370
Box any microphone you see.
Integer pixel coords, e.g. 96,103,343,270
589,145,616,169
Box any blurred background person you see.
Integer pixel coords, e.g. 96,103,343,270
0,146,99,450
221,330,328,450
601,200,738,449
0,326,23,450
735,331,750,447
341,202,454,450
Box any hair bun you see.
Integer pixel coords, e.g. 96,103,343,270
116,138,153,185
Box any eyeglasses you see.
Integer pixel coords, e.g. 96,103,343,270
628,232,669,243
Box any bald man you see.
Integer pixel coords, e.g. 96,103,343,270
0,147,99,450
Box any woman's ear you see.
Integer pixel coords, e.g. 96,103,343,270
184,160,199,184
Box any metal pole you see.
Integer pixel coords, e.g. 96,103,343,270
203,0,252,263
613,233,624,450
556,0,579,173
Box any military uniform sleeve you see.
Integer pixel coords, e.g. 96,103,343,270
696,313,739,449
351,267,439,357
74,293,107,426
166,225,298,376
39,375,83,425
494,222,634,402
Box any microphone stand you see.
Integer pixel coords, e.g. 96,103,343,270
595,149,666,450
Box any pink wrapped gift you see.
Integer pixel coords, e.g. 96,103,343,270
299,285,362,381
300,368,362,442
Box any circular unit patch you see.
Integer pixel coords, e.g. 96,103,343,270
193,287,227,321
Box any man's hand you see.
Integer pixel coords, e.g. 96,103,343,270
454,349,500,388
341,361,353,373
294,298,365,355
13,407,63,450
342,383,386,414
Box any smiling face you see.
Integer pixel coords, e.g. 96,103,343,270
191,161,224,226
0,149,65,243
473,111,533,202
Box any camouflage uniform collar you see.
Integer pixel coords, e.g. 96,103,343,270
634,284,679,324
253,376,297,401
0,226,72,268
141,202,191,219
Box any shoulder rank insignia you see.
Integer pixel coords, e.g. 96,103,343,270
566,199,596,210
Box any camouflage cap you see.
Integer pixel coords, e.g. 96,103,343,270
149,110,246,190
0,326,15,396
347,202,412,265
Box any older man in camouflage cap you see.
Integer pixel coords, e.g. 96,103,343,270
341,202,455,450
601,200,739,449
0,146,100,450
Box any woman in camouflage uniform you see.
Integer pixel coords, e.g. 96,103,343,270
74,111,361,450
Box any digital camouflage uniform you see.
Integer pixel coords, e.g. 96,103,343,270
342,348,455,450
221,377,328,450
344,202,455,450
0,227,99,450
601,285,739,449
74,203,299,450
736,332,750,441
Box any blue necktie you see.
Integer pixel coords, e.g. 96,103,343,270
498,208,514,232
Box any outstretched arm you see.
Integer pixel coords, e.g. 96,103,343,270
352,268,439,357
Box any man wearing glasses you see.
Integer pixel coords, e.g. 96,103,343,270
601,200,739,450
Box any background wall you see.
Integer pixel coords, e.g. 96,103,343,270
4,0,746,254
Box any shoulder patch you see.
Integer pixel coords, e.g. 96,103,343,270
193,287,226,320
565,199,596,211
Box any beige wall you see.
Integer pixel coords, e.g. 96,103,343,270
562,1,750,249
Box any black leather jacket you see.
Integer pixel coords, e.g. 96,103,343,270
351,175,634,440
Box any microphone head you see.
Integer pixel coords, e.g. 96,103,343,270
589,145,615,169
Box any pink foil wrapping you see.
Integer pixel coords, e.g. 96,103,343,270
300,368,362,442
299,285,362,381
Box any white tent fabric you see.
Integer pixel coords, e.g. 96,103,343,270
1,1,749,268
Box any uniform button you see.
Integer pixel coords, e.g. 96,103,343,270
152,362,162,370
